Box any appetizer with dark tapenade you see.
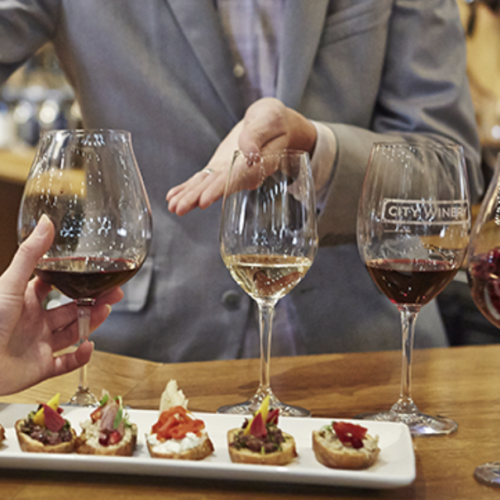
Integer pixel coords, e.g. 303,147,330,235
76,391,137,456
15,393,76,453
227,396,297,465
312,421,380,470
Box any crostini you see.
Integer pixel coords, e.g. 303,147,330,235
76,392,137,456
227,396,297,466
15,393,77,453
146,404,214,460
312,421,380,470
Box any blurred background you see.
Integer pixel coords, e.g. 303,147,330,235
0,0,499,346
0,44,82,279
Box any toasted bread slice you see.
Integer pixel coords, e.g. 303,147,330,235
227,428,297,466
75,422,137,456
312,428,380,470
15,419,76,453
147,432,214,460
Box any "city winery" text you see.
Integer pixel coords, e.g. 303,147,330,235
381,199,469,225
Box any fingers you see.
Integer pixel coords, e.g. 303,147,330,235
198,171,226,209
167,171,216,215
1,215,54,297
49,302,113,353
33,278,55,304
96,287,124,307
45,298,77,333
167,121,244,215
89,303,113,332
51,341,93,378
47,289,120,345
166,180,188,203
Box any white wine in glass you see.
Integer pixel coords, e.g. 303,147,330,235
218,150,318,417
357,141,470,436
18,129,152,406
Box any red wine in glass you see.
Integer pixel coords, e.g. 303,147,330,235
466,158,500,486
357,142,470,436
468,248,500,329
366,259,458,306
18,129,152,406
35,257,140,301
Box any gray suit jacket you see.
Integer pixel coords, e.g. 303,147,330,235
0,0,482,361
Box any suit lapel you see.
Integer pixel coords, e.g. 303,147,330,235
277,1,329,109
166,0,246,122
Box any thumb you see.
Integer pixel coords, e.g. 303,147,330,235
1,215,54,295
238,98,287,157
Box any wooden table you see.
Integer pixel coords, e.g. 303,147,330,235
0,344,500,499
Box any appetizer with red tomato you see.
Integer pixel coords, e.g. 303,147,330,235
227,396,297,466
147,405,214,460
76,392,137,456
15,393,76,453
312,420,380,470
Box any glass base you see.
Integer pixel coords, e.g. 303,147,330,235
355,410,457,436
68,387,99,406
474,462,500,487
217,391,310,417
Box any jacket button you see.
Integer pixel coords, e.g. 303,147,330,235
221,290,241,310
233,63,246,78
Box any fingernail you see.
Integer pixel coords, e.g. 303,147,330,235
106,304,112,314
246,152,258,166
36,214,52,236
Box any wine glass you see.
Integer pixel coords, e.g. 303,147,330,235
356,141,470,436
18,129,152,406
467,154,500,486
218,150,318,417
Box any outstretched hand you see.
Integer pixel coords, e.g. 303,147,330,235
166,97,317,216
0,215,124,396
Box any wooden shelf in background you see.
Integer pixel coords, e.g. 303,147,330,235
0,147,34,184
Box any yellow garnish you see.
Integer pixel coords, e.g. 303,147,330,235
32,393,60,426
243,395,270,435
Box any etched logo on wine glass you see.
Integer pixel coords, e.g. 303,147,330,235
382,199,469,225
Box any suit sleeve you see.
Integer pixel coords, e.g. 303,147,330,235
318,0,482,245
0,0,60,84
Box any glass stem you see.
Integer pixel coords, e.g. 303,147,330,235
256,300,276,401
77,302,93,392
392,305,420,415
70,298,98,406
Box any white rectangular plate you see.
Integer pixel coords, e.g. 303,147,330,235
0,403,415,489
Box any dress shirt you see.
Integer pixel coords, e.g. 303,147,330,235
216,0,337,356
217,0,337,209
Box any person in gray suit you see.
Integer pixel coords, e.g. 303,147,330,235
0,0,483,362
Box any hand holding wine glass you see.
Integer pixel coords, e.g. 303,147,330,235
357,142,470,436
218,150,318,417
18,129,152,406
0,215,123,396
